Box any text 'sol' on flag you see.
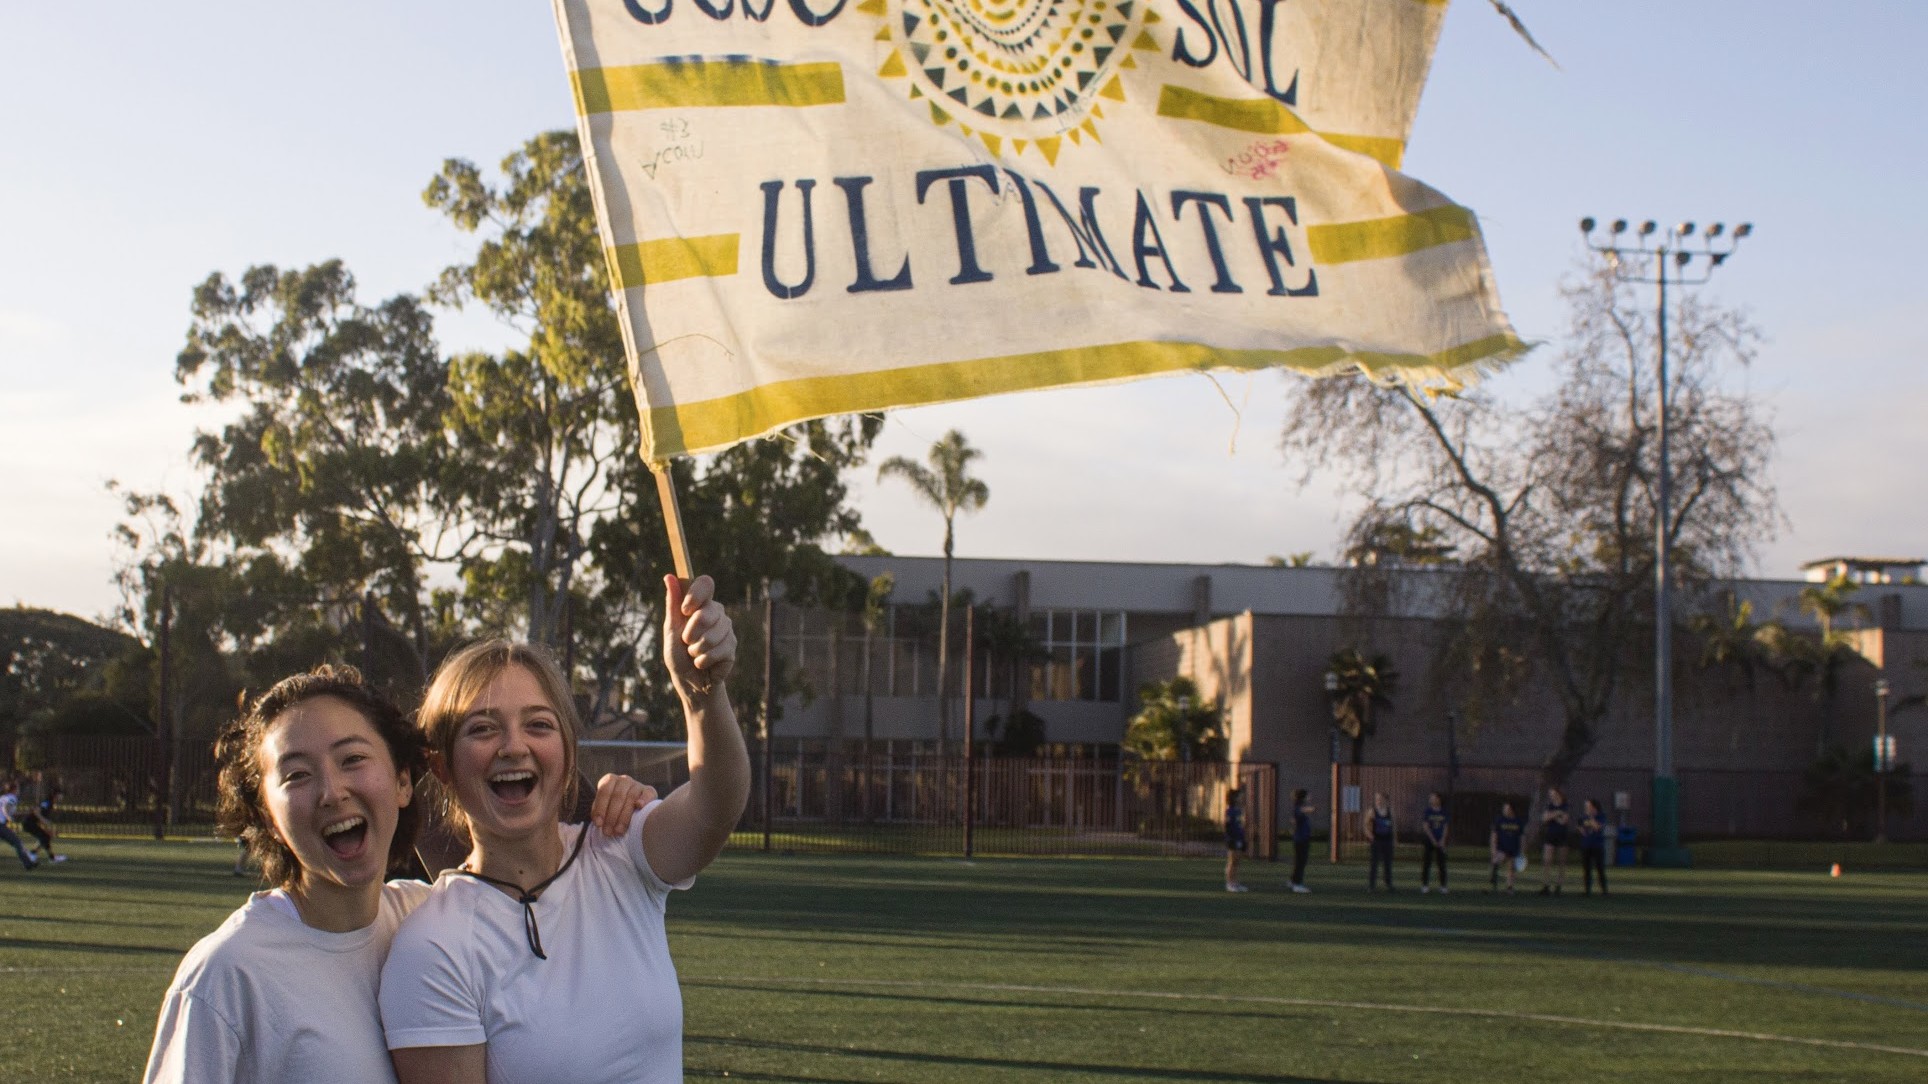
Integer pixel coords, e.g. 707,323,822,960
553,0,1522,462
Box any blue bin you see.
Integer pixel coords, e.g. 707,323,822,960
1614,825,1638,867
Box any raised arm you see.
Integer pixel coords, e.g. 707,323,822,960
642,574,749,885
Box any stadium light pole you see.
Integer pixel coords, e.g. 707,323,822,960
1579,216,1752,867
1324,669,1342,864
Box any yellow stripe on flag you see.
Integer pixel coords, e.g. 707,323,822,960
647,334,1522,458
1156,86,1405,168
609,235,740,290
572,60,845,113
1306,206,1477,265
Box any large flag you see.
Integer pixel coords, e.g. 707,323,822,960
553,0,1520,461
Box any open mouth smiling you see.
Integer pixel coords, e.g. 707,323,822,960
320,815,369,859
488,769,538,804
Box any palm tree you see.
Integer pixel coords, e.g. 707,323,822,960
1789,573,1873,751
1688,598,1772,693
878,430,989,752
1325,646,1398,765
1688,597,1781,753
1124,676,1225,761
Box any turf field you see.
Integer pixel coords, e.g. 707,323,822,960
3,839,1925,1083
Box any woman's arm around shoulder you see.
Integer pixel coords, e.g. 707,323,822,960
642,574,751,886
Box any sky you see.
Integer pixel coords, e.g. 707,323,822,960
4,2,1925,623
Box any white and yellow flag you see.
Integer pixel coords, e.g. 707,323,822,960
553,0,1519,461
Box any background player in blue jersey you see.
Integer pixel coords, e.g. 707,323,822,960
1540,786,1572,896
1224,788,1249,892
23,785,65,864
1365,792,1397,892
1490,801,1525,893
1578,798,1611,896
1419,792,1449,893
1288,788,1314,894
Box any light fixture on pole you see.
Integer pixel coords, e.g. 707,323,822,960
1874,678,1892,844
1579,215,1752,867
1323,671,1341,763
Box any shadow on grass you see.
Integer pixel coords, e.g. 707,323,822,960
681,855,1928,975
689,1033,1351,1082
1,936,188,957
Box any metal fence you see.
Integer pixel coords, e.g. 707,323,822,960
729,741,1277,858
6,736,1275,859
3,736,221,838
1328,762,1928,860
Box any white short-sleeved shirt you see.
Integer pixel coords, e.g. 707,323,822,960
380,800,691,1084
143,879,432,1084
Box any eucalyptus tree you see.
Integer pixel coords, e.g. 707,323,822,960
0,606,142,740
427,133,883,714
173,259,451,674
424,130,638,651
153,129,883,728
878,430,990,752
1282,261,1778,787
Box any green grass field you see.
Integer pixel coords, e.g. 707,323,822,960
4,840,1925,1082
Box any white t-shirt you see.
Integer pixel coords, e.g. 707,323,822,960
380,801,691,1084
143,879,432,1084
0,792,17,824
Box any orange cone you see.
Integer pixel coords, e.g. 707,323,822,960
1830,863,1842,878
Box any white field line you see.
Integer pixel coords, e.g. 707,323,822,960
696,976,1928,1059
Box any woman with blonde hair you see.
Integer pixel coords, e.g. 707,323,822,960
381,574,746,1084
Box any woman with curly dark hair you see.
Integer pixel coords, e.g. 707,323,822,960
143,665,428,1083
143,662,653,1084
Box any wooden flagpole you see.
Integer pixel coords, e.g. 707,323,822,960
652,464,694,582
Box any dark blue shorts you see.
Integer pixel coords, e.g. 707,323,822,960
1226,832,1246,851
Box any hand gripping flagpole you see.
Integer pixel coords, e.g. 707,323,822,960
650,461,720,707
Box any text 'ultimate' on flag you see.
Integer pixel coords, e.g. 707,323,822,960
553,0,1523,461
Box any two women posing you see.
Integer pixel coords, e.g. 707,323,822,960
145,574,744,1084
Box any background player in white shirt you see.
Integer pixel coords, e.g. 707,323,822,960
0,778,37,870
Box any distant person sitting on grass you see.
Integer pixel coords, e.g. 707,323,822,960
1224,787,1249,892
1578,799,1610,896
1288,788,1314,894
1490,802,1525,893
1,777,38,871
1540,786,1571,895
1365,792,1396,892
1419,792,1449,894
23,785,65,864
141,663,662,1084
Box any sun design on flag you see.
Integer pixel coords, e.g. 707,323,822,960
862,0,1164,165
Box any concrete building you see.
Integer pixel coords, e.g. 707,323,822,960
766,555,1928,832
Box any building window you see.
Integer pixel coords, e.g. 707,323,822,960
1029,609,1127,702
774,605,1124,702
